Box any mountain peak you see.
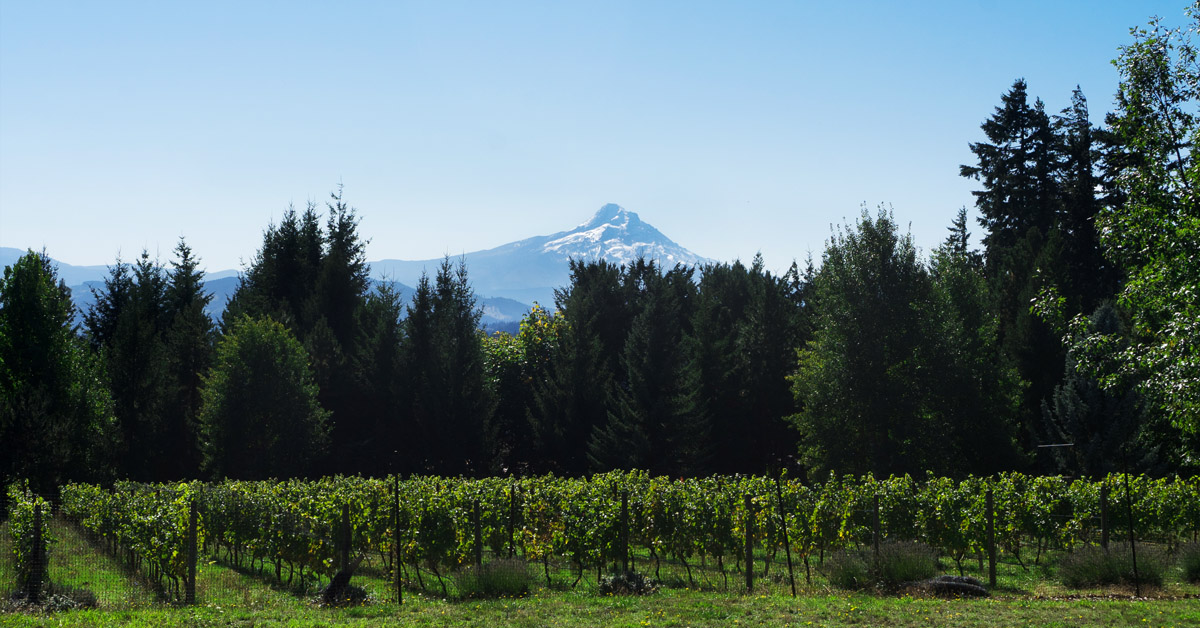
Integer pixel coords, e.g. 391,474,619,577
581,203,640,229
371,203,714,306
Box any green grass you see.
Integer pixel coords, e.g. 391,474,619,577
43,517,159,608
4,520,1200,627
0,589,1197,627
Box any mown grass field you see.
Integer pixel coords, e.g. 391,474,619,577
2,518,1198,627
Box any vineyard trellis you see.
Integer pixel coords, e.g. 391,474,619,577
3,471,1195,604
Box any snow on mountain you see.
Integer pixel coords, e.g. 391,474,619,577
372,203,714,307
538,204,710,266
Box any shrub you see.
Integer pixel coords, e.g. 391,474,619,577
823,550,871,590
823,541,938,591
873,541,937,588
455,559,533,599
1179,543,1200,583
1058,543,1168,588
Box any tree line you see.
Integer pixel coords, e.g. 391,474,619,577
2,9,1196,494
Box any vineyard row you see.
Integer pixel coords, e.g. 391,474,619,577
7,472,1199,601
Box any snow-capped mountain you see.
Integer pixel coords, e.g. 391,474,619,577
541,204,710,267
371,204,715,307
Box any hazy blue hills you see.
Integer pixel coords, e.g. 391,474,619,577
2,204,713,334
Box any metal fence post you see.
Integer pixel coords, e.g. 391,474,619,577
986,487,996,589
744,494,754,592
30,502,44,604
473,499,483,568
186,500,198,604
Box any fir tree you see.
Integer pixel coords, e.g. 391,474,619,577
162,238,215,479
1,251,118,493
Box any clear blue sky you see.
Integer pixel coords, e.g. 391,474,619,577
0,1,1190,274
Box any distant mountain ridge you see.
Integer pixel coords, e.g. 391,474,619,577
2,203,714,331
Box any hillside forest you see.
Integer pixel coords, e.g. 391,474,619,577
1,14,1197,494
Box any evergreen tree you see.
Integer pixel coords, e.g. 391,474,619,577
928,221,1024,474
790,208,945,476
692,261,754,473
198,315,330,479
85,251,174,480
403,258,493,475
353,281,408,474
162,239,215,479
401,273,436,470
0,251,118,493
960,79,1061,266
1055,88,1118,313
1041,303,1159,477
528,259,627,474
692,256,804,474
224,191,376,472
959,79,1096,459
589,265,709,475
224,203,326,332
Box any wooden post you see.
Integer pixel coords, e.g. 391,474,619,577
394,475,403,605
774,473,796,597
744,494,754,592
1100,482,1109,550
986,488,996,589
186,500,197,604
473,500,483,568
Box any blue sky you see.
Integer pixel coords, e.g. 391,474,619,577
0,1,1190,274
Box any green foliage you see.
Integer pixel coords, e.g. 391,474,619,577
197,315,330,479
162,239,216,479
590,263,709,474
960,78,1060,263
791,207,1007,476
692,256,805,474
928,225,1024,473
60,481,199,599
529,259,626,474
353,281,408,468
223,190,378,474
1041,303,1166,476
403,257,493,475
960,78,1120,457
1062,9,1200,436
84,251,175,481
483,304,564,471
0,250,118,493
6,481,55,596
53,471,1199,601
